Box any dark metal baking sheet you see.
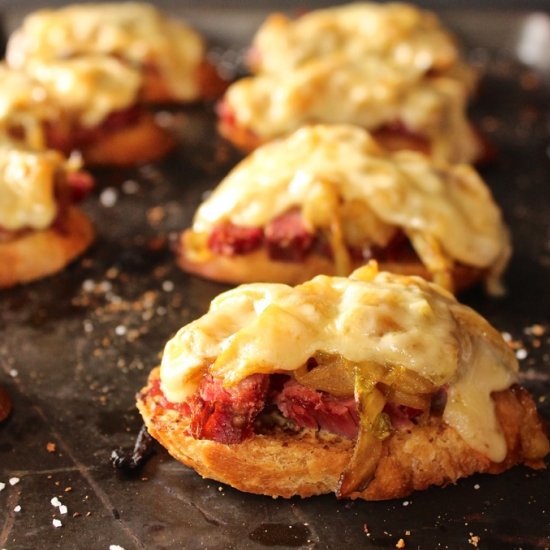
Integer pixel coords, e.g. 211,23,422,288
1,5,550,550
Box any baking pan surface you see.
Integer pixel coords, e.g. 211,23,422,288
0,5,549,549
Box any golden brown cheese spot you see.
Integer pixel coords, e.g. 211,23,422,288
224,57,479,164
253,3,463,76
0,142,74,231
7,2,205,101
0,64,55,149
191,125,510,290
228,2,478,164
26,56,141,127
160,268,518,462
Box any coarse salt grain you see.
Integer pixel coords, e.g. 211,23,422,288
115,325,127,336
516,349,528,360
59,505,68,515
109,545,126,550
14,505,21,512
100,188,118,208
52,519,62,528
162,280,174,292
0,482,5,491
474,484,480,490
402,500,410,507
122,179,139,194
82,279,95,292
9,477,20,486
51,497,61,507
9,369,18,378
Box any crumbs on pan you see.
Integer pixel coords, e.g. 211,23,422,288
468,533,480,547
501,324,549,387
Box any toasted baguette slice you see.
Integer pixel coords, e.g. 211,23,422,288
0,206,94,288
138,368,549,500
177,229,483,291
81,112,175,166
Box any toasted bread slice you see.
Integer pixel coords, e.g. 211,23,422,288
138,368,549,500
0,206,94,288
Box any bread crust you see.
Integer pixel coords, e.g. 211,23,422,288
177,229,483,291
0,206,94,288
137,368,549,500
81,112,175,166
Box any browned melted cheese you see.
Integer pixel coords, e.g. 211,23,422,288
188,125,511,294
161,266,518,462
7,2,205,102
0,59,141,148
0,141,80,231
225,2,479,163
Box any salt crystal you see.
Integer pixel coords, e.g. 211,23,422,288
100,188,118,208
51,497,62,507
9,477,20,486
162,280,174,292
516,348,528,360
114,325,127,336
82,279,95,292
59,505,68,515
122,180,139,194
52,519,62,528
0,482,5,491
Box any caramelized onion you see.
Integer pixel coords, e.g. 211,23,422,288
294,352,355,397
386,388,431,410
293,354,438,497
294,353,435,398
337,367,390,498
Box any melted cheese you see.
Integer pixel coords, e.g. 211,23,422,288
227,2,478,164
0,64,55,149
0,58,140,147
26,56,141,127
160,267,519,462
190,125,510,290
7,2,205,101
0,141,76,231
225,56,479,164
253,3,463,77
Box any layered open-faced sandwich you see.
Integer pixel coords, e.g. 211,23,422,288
138,264,549,500
218,2,484,164
0,60,174,166
6,2,226,104
179,125,510,295
0,140,94,288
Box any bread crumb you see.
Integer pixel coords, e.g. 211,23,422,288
46,442,56,453
396,538,406,548
469,534,480,547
